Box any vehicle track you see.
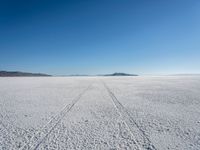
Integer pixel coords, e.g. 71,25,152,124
19,84,92,150
102,81,157,150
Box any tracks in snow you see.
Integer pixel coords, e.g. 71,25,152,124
2,81,156,149
102,82,157,150
19,84,92,150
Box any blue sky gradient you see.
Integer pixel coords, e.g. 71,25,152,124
0,0,200,75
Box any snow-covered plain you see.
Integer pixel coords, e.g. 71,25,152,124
0,76,200,150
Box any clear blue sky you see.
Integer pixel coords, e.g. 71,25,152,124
0,0,200,75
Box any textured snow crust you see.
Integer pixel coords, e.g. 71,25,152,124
0,76,200,150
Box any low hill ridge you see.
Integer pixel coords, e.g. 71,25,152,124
104,72,138,76
0,71,51,77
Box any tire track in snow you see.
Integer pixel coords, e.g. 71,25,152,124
102,82,157,150
19,84,92,150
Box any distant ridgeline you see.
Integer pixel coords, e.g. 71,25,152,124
0,71,51,77
104,73,138,76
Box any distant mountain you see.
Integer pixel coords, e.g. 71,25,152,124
0,71,51,77
104,72,138,76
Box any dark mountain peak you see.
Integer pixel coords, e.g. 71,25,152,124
104,72,138,76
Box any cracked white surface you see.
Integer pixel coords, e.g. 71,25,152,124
0,76,200,149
